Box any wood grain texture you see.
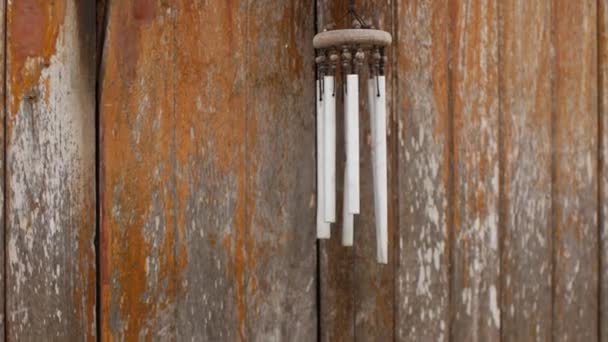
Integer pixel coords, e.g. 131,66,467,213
100,0,180,339
353,2,395,341
173,0,245,340
317,1,355,341
102,0,316,340
245,0,317,340
5,0,96,340
499,0,552,341
601,0,608,339
449,0,500,340
0,0,5,339
395,0,450,340
552,1,599,341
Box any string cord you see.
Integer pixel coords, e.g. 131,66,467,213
337,0,369,28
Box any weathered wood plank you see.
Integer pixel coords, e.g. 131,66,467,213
352,2,395,341
395,0,450,340
100,0,180,340
0,0,5,339
449,0,500,340
498,0,553,341
6,0,96,340
245,0,318,340
601,0,608,339
172,0,245,340
317,1,356,341
103,0,317,340
552,1,599,341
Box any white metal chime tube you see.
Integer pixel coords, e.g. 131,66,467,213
342,82,354,246
367,76,379,250
323,75,336,223
317,79,330,239
342,173,354,245
346,74,360,214
374,75,388,264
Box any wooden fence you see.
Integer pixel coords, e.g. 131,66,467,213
0,0,605,341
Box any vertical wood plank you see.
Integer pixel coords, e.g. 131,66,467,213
449,0,500,340
100,0,179,340
6,0,96,340
395,0,450,340
0,0,5,338
103,0,317,340
600,0,608,339
552,1,599,341
352,2,395,341
172,0,245,340
245,0,318,340
317,1,356,341
499,0,553,341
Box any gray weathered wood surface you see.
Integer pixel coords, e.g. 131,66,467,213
6,0,96,340
245,0,317,340
173,0,243,339
100,0,178,339
601,0,608,340
101,0,316,340
552,1,599,341
395,0,450,340
449,0,500,340
499,0,552,340
0,0,604,341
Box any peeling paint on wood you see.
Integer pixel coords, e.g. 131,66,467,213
100,0,183,340
552,1,599,341
172,0,245,340
6,0,96,340
449,0,500,340
102,0,316,340
499,0,552,341
85,0,605,340
245,0,317,341
395,0,450,340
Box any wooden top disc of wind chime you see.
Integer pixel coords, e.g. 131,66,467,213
313,28,392,50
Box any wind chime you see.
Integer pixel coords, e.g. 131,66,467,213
314,2,392,264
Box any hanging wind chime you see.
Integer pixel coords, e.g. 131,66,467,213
314,2,392,264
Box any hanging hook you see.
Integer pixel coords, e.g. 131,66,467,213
338,0,368,28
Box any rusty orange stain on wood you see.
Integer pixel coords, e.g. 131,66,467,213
9,0,65,114
75,199,96,342
174,0,258,339
132,0,156,22
233,102,258,340
112,0,157,81
233,158,248,340
101,0,189,340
